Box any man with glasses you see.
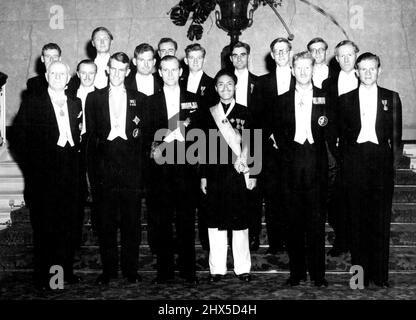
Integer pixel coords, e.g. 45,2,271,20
85,52,147,285
254,37,295,255
307,37,330,89
91,26,113,89
26,43,62,97
229,41,261,252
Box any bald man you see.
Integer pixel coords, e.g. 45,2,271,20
10,61,83,290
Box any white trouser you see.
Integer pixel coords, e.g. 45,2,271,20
208,228,251,275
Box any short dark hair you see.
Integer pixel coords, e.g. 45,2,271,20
158,37,178,51
231,41,251,55
108,52,130,67
292,51,315,67
158,55,180,70
355,52,381,69
334,40,359,56
91,26,113,41
307,37,328,51
41,43,61,56
76,59,97,72
214,69,238,86
134,43,155,58
270,37,292,52
185,43,206,58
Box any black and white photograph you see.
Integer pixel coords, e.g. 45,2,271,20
0,0,415,314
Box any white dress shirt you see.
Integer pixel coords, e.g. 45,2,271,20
94,53,110,89
76,85,95,135
235,69,249,107
48,88,75,147
187,70,203,94
163,85,184,142
312,64,329,89
163,85,181,120
294,84,314,145
135,73,154,96
276,65,292,96
107,85,127,141
338,70,358,96
357,85,379,144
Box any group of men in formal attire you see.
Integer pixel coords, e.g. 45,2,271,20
9,25,402,290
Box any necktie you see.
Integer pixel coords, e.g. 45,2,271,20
222,102,231,114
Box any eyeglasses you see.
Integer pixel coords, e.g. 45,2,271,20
310,48,326,55
273,49,289,56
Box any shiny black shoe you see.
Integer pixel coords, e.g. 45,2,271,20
95,274,111,285
265,245,284,255
327,246,348,257
373,280,389,288
126,274,142,284
183,276,199,285
237,273,252,282
249,237,260,251
314,279,329,287
285,277,301,286
34,279,52,291
151,276,173,285
208,274,224,283
65,274,82,285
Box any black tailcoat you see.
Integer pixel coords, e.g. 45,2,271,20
9,91,82,283
338,86,402,285
85,86,147,278
271,86,335,282
144,88,200,279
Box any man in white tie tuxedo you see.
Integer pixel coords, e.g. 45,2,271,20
338,52,402,287
145,55,199,285
66,59,97,248
91,26,113,89
254,37,296,254
10,61,83,290
85,52,147,285
271,51,336,287
230,41,262,251
322,40,360,257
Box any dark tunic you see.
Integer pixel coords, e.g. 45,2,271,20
199,102,253,230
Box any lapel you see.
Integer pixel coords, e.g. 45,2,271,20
159,90,169,128
44,93,60,137
131,74,138,91
375,85,385,140
269,70,278,96
351,88,361,136
288,90,296,138
125,90,134,138
101,87,111,134
67,97,80,142
247,72,256,105
197,73,208,96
